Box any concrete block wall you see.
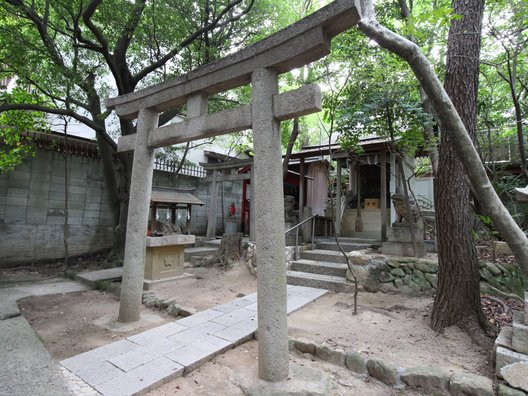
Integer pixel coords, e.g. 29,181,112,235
153,172,243,236
0,150,114,266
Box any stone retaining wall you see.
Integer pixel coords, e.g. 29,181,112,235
346,252,526,297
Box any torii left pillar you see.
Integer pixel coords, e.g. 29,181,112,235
119,109,158,322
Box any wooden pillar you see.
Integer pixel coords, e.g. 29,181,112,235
171,206,176,225
186,204,192,235
252,68,288,382
119,108,158,323
335,159,342,236
380,150,387,242
150,203,157,233
206,170,218,238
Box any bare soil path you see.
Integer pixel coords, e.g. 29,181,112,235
12,261,495,394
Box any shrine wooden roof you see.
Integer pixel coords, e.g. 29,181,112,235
151,187,205,206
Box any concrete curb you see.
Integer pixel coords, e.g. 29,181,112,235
288,337,526,395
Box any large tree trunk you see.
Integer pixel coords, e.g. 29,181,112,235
356,0,528,277
431,0,486,331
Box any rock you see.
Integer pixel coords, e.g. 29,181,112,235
293,338,316,355
400,366,450,393
144,299,158,308
177,305,198,317
486,262,503,277
403,274,412,285
345,351,367,374
315,344,345,366
403,266,413,274
160,298,175,309
496,347,528,377
347,252,371,266
424,273,438,288
390,268,405,277
415,260,438,273
166,304,179,316
394,278,404,288
387,260,401,268
407,279,423,294
449,372,494,396
494,327,513,362
501,362,528,392
479,267,494,282
379,282,398,294
497,383,527,396
366,359,398,386
380,271,395,283
412,270,431,291
512,314,528,354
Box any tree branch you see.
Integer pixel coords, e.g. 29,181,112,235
0,103,116,150
133,0,253,84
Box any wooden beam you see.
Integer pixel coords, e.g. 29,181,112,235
380,150,387,242
117,84,321,153
106,0,360,119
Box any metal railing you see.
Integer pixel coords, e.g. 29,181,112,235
285,213,319,260
154,159,207,177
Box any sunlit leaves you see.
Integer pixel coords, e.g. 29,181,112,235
0,88,46,173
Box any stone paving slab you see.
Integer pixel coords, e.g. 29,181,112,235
75,267,124,288
60,285,327,396
0,316,70,396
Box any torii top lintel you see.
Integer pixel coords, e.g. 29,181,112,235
106,0,360,120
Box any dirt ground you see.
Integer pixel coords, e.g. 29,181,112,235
14,260,496,394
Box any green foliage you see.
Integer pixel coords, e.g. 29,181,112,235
0,88,46,173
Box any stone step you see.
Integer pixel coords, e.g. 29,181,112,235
315,241,374,252
75,267,123,288
290,259,348,277
316,237,380,245
287,271,354,293
300,249,349,264
184,247,218,260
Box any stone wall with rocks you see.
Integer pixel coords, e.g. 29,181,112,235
345,252,526,297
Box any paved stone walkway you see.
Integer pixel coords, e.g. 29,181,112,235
0,278,90,396
60,285,327,396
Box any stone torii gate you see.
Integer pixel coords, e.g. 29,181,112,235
106,0,360,383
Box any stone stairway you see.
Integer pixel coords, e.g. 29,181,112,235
184,238,220,263
287,238,381,293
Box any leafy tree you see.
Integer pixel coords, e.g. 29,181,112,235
0,88,46,172
481,0,528,179
0,0,274,259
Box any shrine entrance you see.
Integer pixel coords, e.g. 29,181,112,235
106,0,361,382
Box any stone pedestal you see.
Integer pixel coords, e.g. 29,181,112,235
144,234,195,289
381,224,425,257
495,292,528,386
225,219,237,234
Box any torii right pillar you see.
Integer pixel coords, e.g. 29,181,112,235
252,68,289,381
